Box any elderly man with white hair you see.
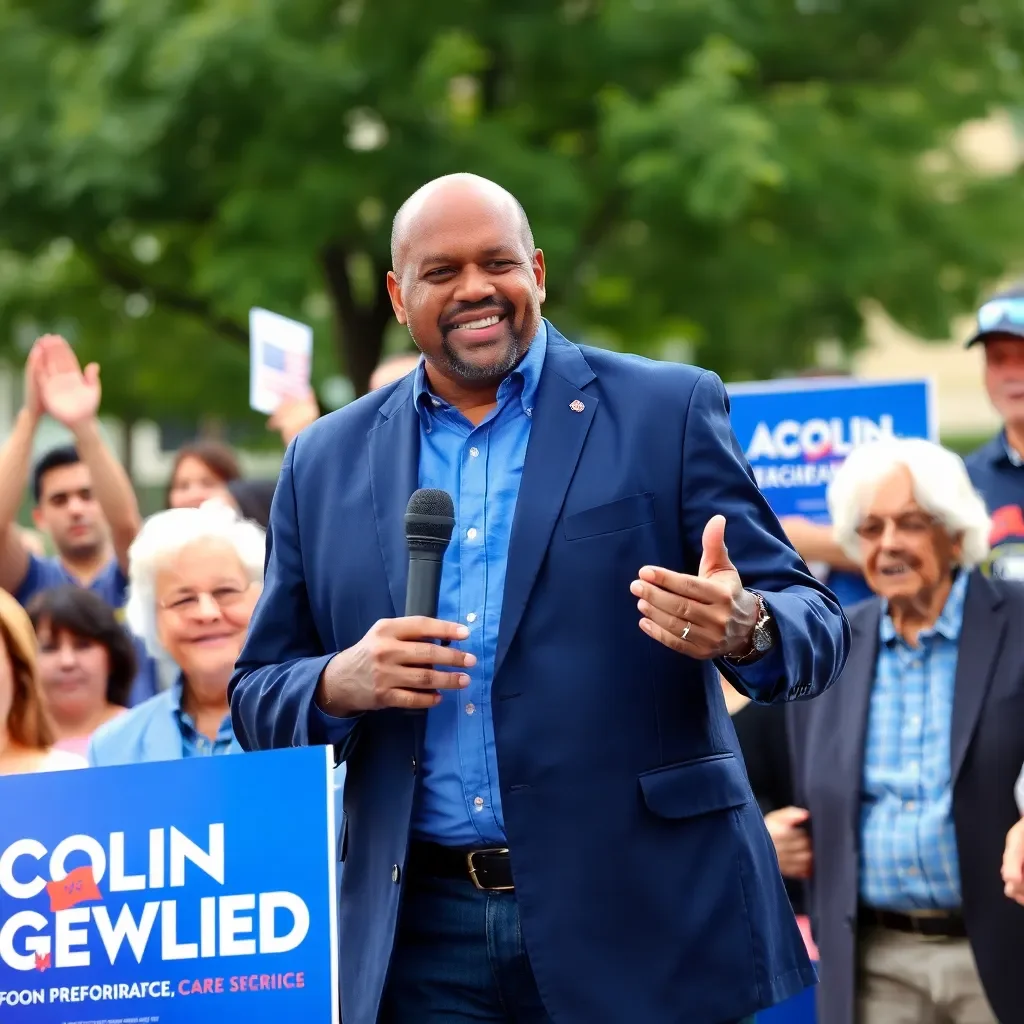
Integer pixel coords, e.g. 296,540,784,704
88,502,265,764
787,437,1024,1024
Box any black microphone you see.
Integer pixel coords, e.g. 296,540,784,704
404,489,455,623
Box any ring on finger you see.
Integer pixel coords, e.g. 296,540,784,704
680,622,691,641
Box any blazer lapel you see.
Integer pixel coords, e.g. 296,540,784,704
836,603,881,833
368,379,421,617
494,331,597,679
951,573,1006,784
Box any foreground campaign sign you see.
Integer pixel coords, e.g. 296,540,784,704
0,748,338,1024
726,377,937,521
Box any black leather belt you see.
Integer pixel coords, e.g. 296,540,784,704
407,841,514,892
859,906,966,939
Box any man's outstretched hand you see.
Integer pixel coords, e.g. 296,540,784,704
630,515,758,659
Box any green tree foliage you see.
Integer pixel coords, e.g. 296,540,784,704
0,0,1022,416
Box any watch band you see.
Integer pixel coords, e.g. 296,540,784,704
724,591,773,664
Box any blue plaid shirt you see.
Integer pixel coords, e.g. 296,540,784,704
171,676,236,758
859,571,967,910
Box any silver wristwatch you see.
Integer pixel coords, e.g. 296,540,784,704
725,592,774,664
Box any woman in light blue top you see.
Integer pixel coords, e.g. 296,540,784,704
89,502,264,766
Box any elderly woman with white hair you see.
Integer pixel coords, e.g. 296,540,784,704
88,502,264,765
787,438,1024,1024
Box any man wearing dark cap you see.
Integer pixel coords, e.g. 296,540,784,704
963,287,1024,580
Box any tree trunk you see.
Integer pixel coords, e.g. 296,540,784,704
321,243,394,397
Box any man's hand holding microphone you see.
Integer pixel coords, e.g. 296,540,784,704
315,489,473,716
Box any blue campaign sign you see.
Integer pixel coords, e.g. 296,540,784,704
0,747,338,1024
726,377,936,521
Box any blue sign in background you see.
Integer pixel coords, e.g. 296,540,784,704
0,747,338,1024
726,378,936,522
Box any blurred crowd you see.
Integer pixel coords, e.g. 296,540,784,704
3,290,1024,1022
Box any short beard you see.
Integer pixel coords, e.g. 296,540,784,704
438,327,526,386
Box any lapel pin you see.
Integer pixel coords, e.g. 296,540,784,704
569,399,585,413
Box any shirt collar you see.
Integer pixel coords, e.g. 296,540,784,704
170,674,187,714
412,320,548,426
1003,431,1024,467
879,569,969,645
977,430,1024,467
170,674,234,741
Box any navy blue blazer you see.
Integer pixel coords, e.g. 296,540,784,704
230,325,850,1024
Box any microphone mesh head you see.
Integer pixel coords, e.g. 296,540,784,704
405,489,455,547
406,488,454,519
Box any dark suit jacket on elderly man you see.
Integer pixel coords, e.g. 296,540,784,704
230,324,850,1024
789,572,1024,1024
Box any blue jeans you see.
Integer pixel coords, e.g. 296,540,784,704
379,874,550,1022
378,872,756,1024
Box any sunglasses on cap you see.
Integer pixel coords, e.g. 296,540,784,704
977,296,1024,332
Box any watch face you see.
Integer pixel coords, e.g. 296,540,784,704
753,625,772,652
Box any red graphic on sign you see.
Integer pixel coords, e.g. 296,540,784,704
46,865,103,912
990,504,1024,546
35,951,51,972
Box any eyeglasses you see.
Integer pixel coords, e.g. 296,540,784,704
978,297,1024,332
159,584,250,613
854,513,935,541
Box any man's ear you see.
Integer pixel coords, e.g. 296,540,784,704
532,249,547,304
386,270,408,325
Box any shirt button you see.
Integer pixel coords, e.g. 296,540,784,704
469,446,480,458
391,864,401,883
474,797,484,810
466,612,477,623
525,407,533,417
908,716,921,730
905,800,916,811
467,527,478,540
907,762,919,774
465,703,476,715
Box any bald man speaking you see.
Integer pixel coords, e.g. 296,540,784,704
231,174,850,1024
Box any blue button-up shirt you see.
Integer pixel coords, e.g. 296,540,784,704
408,327,546,845
859,571,967,910
171,676,237,758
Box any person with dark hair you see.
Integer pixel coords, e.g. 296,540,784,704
166,440,241,509
225,479,277,529
0,335,154,703
27,586,136,758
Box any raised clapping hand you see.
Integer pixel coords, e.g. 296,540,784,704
318,616,476,716
630,514,759,659
34,334,101,429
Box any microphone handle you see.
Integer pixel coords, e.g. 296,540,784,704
405,552,445,620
